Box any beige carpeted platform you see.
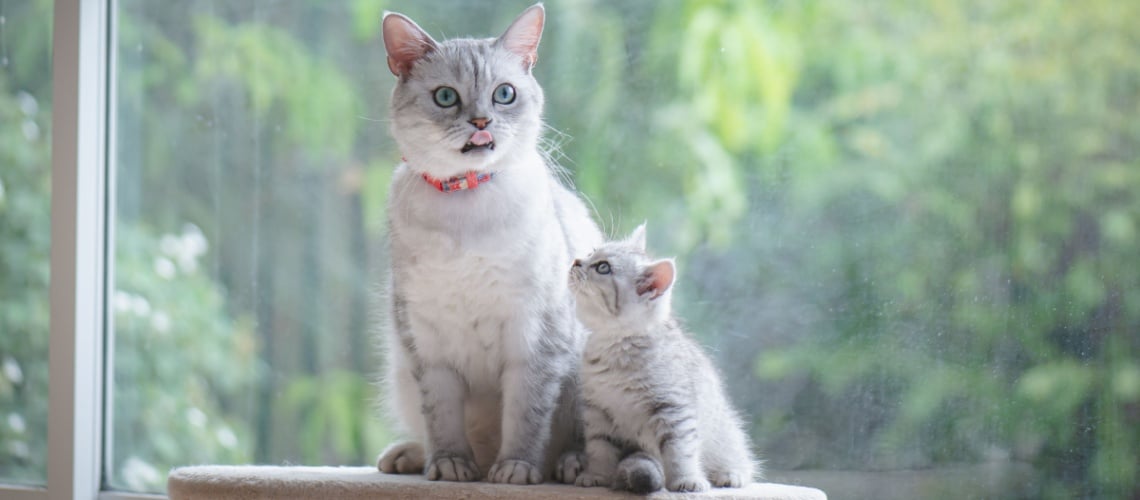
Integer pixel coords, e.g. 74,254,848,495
167,466,827,499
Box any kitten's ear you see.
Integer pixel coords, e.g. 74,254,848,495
628,223,647,252
637,259,675,301
495,4,545,71
382,12,438,77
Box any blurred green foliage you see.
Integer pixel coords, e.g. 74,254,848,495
2,0,1138,498
0,0,52,484
0,52,51,488
109,222,260,490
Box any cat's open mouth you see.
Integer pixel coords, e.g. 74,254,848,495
461,130,495,153
461,141,494,153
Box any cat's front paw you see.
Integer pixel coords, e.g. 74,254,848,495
667,475,712,492
574,471,612,488
554,451,586,484
377,441,425,474
487,459,541,485
710,470,748,488
426,451,480,482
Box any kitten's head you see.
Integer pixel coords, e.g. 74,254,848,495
382,5,546,179
569,224,676,332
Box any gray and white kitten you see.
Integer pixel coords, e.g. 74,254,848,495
376,5,602,485
569,225,758,493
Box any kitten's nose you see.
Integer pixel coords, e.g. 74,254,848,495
469,117,492,130
571,259,582,268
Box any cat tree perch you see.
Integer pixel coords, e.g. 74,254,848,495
167,465,827,499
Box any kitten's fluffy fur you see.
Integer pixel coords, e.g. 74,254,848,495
570,226,758,493
376,5,601,485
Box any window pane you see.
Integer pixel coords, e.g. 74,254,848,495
108,0,392,492
0,0,52,487
108,1,1140,498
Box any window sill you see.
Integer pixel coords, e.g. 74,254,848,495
167,466,827,499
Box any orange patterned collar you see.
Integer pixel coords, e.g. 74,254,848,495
421,171,496,193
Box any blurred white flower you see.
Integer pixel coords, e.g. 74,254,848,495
8,413,26,434
1,357,22,385
186,407,207,429
154,256,177,280
113,290,133,313
158,225,209,274
151,311,171,333
182,223,208,256
120,456,162,492
216,426,238,449
160,234,181,256
129,295,151,317
22,119,40,142
177,224,208,273
17,91,38,116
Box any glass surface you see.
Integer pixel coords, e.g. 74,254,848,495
109,0,1140,497
0,0,53,487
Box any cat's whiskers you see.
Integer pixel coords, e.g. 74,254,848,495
357,115,389,123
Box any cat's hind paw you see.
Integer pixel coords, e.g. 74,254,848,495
574,471,612,488
377,441,425,474
554,451,585,484
667,475,711,493
426,452,480,482
487,459,541,485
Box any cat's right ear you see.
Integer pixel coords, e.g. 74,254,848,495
382,12,438,77
637,259,675,301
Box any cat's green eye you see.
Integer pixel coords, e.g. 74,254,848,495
594,261,611,275
433,86,459,107
493,83,516,105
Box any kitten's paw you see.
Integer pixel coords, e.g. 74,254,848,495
710,470,748,488
574,472,612,488
487,459,541,485
425,451,480,482
377,441,425,474
554,451,586,484
667,475,712,492
613,453,664,494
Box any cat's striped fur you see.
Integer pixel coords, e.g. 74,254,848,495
569,226,759,493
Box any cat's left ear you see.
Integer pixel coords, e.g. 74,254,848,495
637,259,675,301
496,4,545,71
628,223,647,253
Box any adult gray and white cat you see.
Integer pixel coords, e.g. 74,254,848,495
374,5,602,485
569,225,758,493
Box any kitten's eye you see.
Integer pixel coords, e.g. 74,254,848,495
492,83,516,105
593,261,611,275
433,87,459,108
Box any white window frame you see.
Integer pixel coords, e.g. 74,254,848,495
0,1,154,499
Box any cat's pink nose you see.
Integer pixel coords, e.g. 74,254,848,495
469,117,492,130
572,259,582,268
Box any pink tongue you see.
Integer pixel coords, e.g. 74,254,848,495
469,130,494,146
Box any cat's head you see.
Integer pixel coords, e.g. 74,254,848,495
382,5,546,180
570,224,676,332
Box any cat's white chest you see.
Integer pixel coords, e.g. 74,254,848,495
398,228,540,389
581,338,661,447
